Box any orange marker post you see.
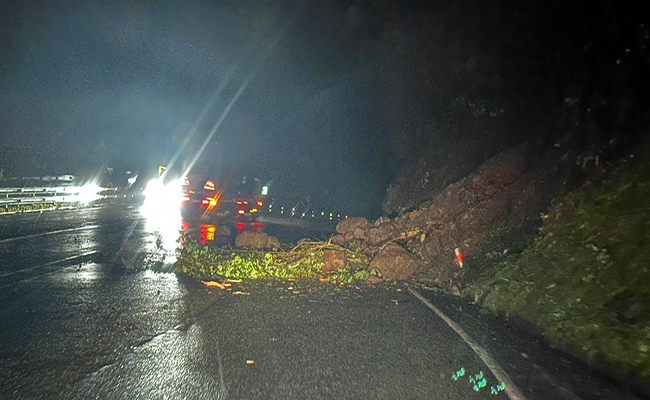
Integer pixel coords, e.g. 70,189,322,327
455,248,464,268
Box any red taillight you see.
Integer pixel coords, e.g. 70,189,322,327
182,192,190,202
238,209,245,215
183,176,190,186
257,201,263,207
243,201,248,205
236,200,242,205
202,198,210,205
204,180,215,190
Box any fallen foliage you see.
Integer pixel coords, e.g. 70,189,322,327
202,280,226,289
175,239,373,284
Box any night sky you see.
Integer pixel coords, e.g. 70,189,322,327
1,1,392,215
1,1,648,217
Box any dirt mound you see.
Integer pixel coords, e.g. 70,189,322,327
336,142,607,286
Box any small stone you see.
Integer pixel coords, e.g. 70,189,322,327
374,216,390,227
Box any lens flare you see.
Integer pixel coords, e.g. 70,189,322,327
141,179,184,218
141,178,184,261
59,183,102,204
77,183,102,204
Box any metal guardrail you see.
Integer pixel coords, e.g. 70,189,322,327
0,186,117,212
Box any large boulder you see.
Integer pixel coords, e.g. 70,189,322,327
322,249,346,272
352,227,368,241
236,231,269,249
336,217,369,235
370,243,420,280
266,236,281,249
367,222,394,246
331,235,347,246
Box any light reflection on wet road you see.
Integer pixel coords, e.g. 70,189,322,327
0,206,641,399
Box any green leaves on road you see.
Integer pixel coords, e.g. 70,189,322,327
175,239,372,284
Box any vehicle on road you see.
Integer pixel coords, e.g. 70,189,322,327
181,175,267,221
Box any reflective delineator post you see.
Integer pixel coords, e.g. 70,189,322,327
455,248,464,268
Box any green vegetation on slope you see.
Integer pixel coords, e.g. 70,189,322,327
466,149,650,377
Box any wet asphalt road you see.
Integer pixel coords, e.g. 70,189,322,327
0,206,642,399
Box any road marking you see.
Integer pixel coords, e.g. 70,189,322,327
0,224,99,244
408,288,528,400
0,251,98,278
216,341,227,399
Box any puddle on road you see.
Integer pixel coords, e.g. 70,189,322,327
44,262,104,284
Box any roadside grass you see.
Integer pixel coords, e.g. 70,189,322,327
465,147,650,378
175,239,374,284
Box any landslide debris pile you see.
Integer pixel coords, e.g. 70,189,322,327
177,140,607,288
175,215,427,284
333,143,591,286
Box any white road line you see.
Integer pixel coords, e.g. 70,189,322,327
408,288,528,400
0,251,98,278
0,225,99,244
216,341,228,400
